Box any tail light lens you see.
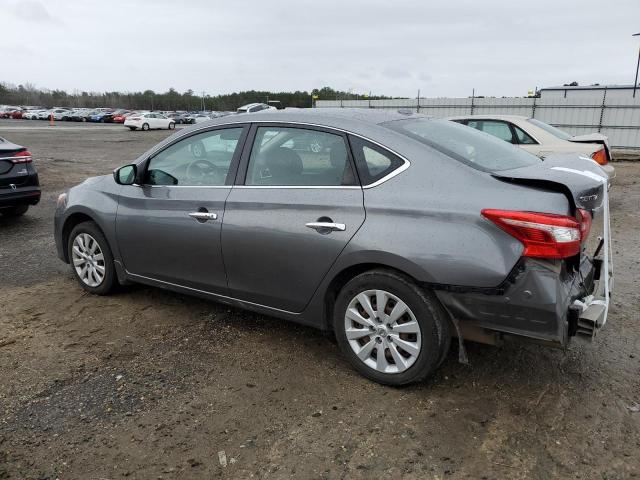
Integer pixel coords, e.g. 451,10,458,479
10,150,33,164
576,208,592,241
591,148,608,165
481,209,583,259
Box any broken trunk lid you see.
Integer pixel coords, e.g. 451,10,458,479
492,154,606,211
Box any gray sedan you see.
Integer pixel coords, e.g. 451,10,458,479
54,109,612,385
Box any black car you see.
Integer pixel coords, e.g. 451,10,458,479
0,137,40,216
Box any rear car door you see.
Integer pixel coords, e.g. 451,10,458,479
115,125,248,294
222,124,365,312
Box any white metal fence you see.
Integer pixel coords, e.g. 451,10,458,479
316,94,640,149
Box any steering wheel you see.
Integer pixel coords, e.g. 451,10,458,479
185,159,221,183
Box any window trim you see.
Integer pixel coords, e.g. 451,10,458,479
234,121,409,189
137,124,250,187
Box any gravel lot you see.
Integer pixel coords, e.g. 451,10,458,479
1,119,639,479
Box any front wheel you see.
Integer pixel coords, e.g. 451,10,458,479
141,123,149,131
168,122,175,130
68,221,116,295
128,126,137,131
334,269,451,386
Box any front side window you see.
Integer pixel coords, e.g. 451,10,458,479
145,127,243,186
387,118,541,172
348,136,405,185
245,127,355,186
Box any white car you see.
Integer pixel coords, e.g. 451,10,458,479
189,113,212,124
23,110,43,120
448,114,615,179
449,115,615,179
237,103,276,113
124,112,175,131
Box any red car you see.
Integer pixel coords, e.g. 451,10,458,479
112,111,132,123
11,110,25,119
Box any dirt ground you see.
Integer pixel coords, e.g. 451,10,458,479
1,119,639,479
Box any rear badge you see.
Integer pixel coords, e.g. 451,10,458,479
580,194,599,202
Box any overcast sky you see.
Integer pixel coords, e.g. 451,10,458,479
2,0,639,98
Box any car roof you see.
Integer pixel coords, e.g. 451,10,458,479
203,108,427,130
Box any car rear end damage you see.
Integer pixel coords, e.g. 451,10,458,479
435,156,612,347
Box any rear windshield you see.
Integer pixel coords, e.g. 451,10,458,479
385,118,541,172
527,118,572,140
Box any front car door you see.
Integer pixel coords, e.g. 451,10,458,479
115,125,248,294
222,124,366,312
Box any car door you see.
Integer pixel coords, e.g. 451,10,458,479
156,114,169,129
221,124,366,312
115,125,248,294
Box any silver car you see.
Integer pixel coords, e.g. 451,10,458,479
54,109,612,385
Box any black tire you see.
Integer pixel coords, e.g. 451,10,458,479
128,126,137,131
142,123,149,131
67,221,116,295
168,122,175,130
334,269,451,386
1,205,28,217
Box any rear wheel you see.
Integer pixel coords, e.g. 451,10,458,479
1,205,28,217
334,269,451,386
67,221,116,295
141,123,149,131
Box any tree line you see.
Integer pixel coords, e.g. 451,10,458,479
0,83,394,111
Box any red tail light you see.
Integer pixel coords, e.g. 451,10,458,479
10,150,33,164
576,208,592,241
481,209,583,259
591,148,608,165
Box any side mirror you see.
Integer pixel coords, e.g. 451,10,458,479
113,164,137,185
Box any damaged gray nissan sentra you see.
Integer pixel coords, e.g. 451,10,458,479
54,109,613,385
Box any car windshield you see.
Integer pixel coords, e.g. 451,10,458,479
386,118,542,172
527,118,573,140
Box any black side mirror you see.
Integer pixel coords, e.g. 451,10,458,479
113,164,137,185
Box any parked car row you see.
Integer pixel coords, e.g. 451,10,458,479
0,105,236,125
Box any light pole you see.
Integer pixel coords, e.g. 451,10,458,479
633,33,640,98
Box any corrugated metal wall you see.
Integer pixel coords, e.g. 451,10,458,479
316,94,640,149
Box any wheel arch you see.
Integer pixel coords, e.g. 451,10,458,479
61,212,103,262
321,262,427,332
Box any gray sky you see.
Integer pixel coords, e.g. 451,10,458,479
2,0,639,98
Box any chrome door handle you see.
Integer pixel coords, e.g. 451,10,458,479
305,222,346,232
188,212,218,221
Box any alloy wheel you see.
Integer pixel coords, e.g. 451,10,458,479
72,233,105,287
344,289,422,374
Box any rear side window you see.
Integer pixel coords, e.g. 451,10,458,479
348,136,405,185
513,125,537,144
467,120,515,144
245,127,356,186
